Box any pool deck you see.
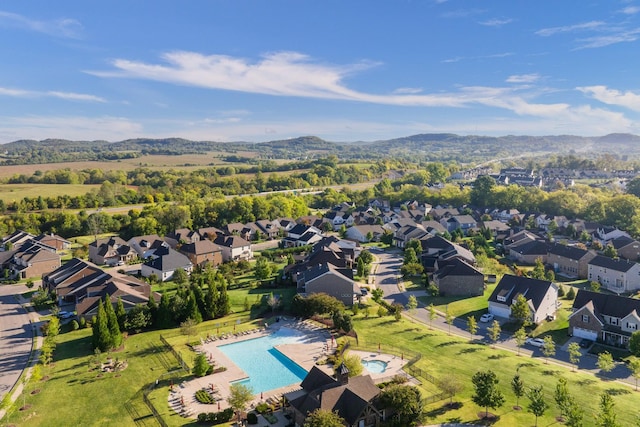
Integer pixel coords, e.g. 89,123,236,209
169,318,407,421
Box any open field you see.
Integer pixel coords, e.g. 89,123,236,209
351,315,640,427
0,183,100,203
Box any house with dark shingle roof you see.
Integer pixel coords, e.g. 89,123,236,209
10,239,61,279
213,234,253,261
587,255,640,294
611,236,640,262
432,258,484,297
569,289,640,346
508,239,548,265
164,228,201,249
89,236,137,266
488,275,558,324
285,365,383,427
547,243,596,279
297,263,361,306
141,244,193,281
179,239,223,268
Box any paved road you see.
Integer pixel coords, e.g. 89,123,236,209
0,284,34,403
369,248,639,389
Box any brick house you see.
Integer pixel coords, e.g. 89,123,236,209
179,240,223,268
587,255,640,294
546,243,596,279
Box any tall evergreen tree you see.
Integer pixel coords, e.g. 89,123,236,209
216,277,231,318
186,291,202,323
104,294,122,349
147,295,158,327
115,296,126,331
157,292,173,328
94,301,112,352
205,282,218,320
191,284,207,320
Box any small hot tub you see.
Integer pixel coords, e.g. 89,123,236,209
362,359,388,374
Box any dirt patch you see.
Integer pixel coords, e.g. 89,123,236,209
19,404,32,411
31,389,41,395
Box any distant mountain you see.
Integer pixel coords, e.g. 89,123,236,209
1,133,639,165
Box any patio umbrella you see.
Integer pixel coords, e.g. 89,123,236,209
261,392,263,400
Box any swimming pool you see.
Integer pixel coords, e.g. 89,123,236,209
218,327,308,394
362,359,388,374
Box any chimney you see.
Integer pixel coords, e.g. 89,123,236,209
336,362,350,385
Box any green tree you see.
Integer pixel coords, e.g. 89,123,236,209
471,370,505,419
530,257,546,279
628,357,640,391
566,286,576,300
193,353,209,377
487,320,501,347
510,294,531,326
511,374,525,409
303,409,345,427
403,247,418,265
590,281,601,293
603,244,618,258
542,335,556,363
527,386,548,427
445,311,454,336
406,295,418,313
379,384,423,426
467,315,478,340
180,318,197,344
428,303,437,329
227,383,254,424
438,374,463,405
115,296,126,331
554,378,572,418
629,331,640,356
514,327,527,356
567,342,582,371
597,351,615,374
595,392,619,427
565,399,584,427
103,295,122,349
44,316,60,340
470,175,496,207
172,267,188,285
93,300,111,352
254,256,273,280
340,353,363,377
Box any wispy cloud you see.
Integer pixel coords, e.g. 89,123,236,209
479,18,513,27
0,10,82,38
576,28,640,48
578,85,640,112
506,74,541,84
620,5,640,14
0,86,105,102
393,87,423,95
535,21,605,36
442,52,513,63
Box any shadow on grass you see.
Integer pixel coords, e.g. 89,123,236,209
577,378,596,386
413,333,437,340
488,354,506,360
459,347,483,355
606,387,631,396
542,369,562,376
424,401,464,418
436,341,458,348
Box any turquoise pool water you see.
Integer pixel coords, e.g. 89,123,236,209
362,359,388,374
218,327,308,394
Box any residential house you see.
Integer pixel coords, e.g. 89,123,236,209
88,236,137,266
547,243,596,279
392,224,427,249
197,227,225,241
368,198,390,211
128,234,163,259
488,275,558,324
223,223,254,241
285,365,382,427
569,289,640,346
611,236,640,261
297,263,361,306
421,220,446,236
480,220,512,240
284,236,358,279
432,258,484,297
179,240,223,268
345,225,385,243
251,219,281,240
164,228,201,249
213,235,253,261
429,207,460,221
43,258,159,319
495,209,521,222
324,211,354,231
420,235,476,272
440,214,477,235
141,244,193,281
283,224,323,247
2,230,35,250
10,240,61,279
587,255,640,294
507,239,548,265
535,214,568,231
33,233,72,252
593,226,631,246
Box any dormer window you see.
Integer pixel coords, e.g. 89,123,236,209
497,296,506,302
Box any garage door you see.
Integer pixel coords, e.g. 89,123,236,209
489,304,511,319
572,327,598,341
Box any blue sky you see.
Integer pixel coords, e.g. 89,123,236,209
1,1,639,143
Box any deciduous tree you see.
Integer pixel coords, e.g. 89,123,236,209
527,386,548,427
471,370,505,419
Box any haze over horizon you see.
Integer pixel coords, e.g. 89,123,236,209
1,1,639,143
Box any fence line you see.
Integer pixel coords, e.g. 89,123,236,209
159,334,189,371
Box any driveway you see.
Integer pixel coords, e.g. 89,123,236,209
0,284,34,403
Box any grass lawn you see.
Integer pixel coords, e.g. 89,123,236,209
350,315,640,427
0,183,100,203
418,283,498,319
402,276,425,291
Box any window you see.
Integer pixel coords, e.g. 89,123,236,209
628,323,637,330
582,314,590,323
497,296,506,302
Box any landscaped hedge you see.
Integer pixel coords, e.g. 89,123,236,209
246,411,258,424
195,389,214,404
196,408,234,425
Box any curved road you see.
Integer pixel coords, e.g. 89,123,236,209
0,284,34,404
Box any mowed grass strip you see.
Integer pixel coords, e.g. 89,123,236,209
0,183,100,203
351,315,640,427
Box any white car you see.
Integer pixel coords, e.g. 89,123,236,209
525,337,546,347
479,313,494,323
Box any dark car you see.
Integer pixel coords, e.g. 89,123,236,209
579,338,593,349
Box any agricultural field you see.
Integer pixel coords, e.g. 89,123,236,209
0,183,101,203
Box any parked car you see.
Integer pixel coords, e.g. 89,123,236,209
479,313,494,323
579,338,593,349
525,337,545,347
58,311,75,319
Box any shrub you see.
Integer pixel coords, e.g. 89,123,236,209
195,389,214,404
255,402,270,413
79,317,87,328
70,320,79,330
247,412,258,424
197,413,208,423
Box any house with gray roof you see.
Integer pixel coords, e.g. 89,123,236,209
611,236,640,262
141,244,193,281
89,236,137,266
285,365,383,427
587,255,640,294
432,258,484,297
569,289,640,346
297,263,361,306
547,243,596,279
488,275,558,324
